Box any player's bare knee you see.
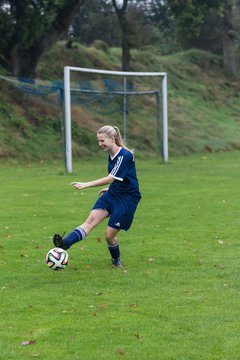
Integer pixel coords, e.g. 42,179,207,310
105,233,116,246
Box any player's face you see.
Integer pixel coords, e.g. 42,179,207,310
97,133,114,152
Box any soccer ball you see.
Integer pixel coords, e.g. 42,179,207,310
46,247,69,271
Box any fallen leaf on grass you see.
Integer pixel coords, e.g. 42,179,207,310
116,348,125,355
62,308,75,314
214,264,224,269
134,333,144,340
99,303,109,311
20,339,37,346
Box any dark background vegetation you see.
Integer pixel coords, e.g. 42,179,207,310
0,0,239,161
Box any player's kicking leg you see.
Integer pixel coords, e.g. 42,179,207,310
53,209,109,250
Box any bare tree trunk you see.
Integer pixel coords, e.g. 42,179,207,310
11,44,43,79
223,0,237,74
112,0,131,71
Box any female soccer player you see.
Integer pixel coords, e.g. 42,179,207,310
53,125,141,268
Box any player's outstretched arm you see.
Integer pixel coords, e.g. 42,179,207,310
71,175,114,190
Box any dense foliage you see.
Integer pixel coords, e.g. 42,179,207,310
72,0,240,72
0,0,239,77
0,0,85,77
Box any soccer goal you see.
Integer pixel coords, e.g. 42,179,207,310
64,66,168,173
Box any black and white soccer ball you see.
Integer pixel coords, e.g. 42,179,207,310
46,247,69,271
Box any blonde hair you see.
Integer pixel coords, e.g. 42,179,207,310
97,125,128,149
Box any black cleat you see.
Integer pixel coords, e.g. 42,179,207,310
53,233,67,250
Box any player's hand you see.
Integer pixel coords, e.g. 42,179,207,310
71,182,88,190
98,188,108,196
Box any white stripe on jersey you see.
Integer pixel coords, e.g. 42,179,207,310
110,156,123,177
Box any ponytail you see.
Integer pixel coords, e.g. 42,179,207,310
112,126,125,148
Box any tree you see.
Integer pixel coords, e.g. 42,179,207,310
166,0,239,73
112,0,131,71
145,0,178,54
0,0,85,78
222,0,238,73
71,0,121,46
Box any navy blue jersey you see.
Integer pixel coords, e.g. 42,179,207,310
108,147,141,201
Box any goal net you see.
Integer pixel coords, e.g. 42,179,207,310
64,66,168,173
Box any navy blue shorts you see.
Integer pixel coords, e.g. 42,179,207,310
92,191,140,231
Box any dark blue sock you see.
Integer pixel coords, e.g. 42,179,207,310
108,241,120,260
63,227,86,250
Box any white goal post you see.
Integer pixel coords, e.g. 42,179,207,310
64,66,168,173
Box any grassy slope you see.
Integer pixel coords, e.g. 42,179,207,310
164,50,240,155
0,43,240,159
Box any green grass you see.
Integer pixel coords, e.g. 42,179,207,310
1,151,240,359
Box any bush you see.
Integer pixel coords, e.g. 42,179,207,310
91,40,110,53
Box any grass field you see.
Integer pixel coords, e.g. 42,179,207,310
1,151,240,359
